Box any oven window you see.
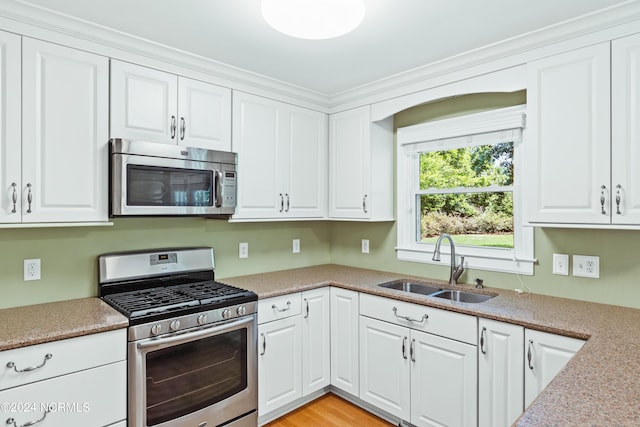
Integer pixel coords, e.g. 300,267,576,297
127,165,213,207
145,329,247,426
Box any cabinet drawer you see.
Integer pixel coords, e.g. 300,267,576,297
0,329,126,391
0,360,126,427
359,293,476,345
258,293,302,324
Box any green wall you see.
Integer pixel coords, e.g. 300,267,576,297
3,91,640,310
0,219,330,309
329,92,640,310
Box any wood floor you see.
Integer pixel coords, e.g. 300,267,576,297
264,393,395,427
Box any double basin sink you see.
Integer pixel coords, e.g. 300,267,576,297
378,280,495,303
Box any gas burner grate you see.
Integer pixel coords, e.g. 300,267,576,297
103,287,200,318
174,281,253,305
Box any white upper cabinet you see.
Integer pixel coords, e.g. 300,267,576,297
526,34,640,227
110,60,231,150
232,91,327,220
0,31,21,224
525,42,610,224
21,38,109,223
611,33,640,224
329,106,393,221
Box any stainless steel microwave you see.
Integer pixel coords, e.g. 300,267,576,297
110,139,237,217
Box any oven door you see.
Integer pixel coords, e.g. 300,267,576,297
112,152,235,216
129,315,257,427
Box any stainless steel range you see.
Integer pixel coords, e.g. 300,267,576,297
98,247,258,427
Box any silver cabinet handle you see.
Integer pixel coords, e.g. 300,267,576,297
10,182,17,213
362,194,368,213
272,301,291,312
7,353,52,373
180,117,186,140
392,307,428,324
600,185,607,215
480,327,487,355
410,338,416,362
285,193,290,212
616,184,622,215
279,193,284,213
260,333,266,356
527,339,534,370
6,409,50,427
170,115,177,139
402,336,408,360
25,184,33,214
303,298,309,318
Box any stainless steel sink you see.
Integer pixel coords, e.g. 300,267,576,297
431,290,495,303
378,280,443,296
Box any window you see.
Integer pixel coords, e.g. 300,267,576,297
396,105,534,274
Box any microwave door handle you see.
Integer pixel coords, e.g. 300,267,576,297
215,170,223,208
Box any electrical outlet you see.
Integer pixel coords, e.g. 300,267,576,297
573,255,599,278
361,239,369,254
24,259,41,281
239,242,249,259
552,253,569,276
292,239,300,254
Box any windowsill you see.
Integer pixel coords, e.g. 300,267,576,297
396,246,535,275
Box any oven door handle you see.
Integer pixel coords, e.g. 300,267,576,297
136,316,254,350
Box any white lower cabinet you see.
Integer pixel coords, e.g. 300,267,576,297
524,329,585,407
359,293,477,427
330,287,359,396
258,288,330,419
0,329,126,427
302,287,331,396
258,314,302,416
478,318,524,427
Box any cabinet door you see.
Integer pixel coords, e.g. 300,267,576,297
177,77,231,151
524,329,585,407
329,106,371,219
0,361,126,427
330,287,359,396
612,33,640,224
110,60,177,143
478,319,524,427
285,106,327,218
0,31,21,223
410,329,477,427
232,92,285,219
359,315,410,420
258,316,302,416
22,38,108,223
525,43,610,224
301,287,330,395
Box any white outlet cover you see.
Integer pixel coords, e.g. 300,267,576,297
361,239,369,254
573,255,599,279
24,258,41,281
239,242,249,259
552,253,569,276
293,239,300,254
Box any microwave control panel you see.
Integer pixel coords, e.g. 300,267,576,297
222,171,237,208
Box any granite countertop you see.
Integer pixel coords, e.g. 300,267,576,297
223,264,640,426
0,297,128,352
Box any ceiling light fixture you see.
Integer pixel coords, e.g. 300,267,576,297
261,0,366,40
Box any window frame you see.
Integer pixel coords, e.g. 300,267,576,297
396,105,534,275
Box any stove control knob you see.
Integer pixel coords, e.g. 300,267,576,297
222,309,231,319
197,314,207,325
150,324,162,336
170,320,181,331
236,306,246,316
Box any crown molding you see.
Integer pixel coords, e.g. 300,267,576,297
328,0,640,112
1,0,639,113
0,0,332,111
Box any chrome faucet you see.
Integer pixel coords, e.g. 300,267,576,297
432,233,465,285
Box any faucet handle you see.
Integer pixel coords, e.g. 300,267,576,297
475,278,484,289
